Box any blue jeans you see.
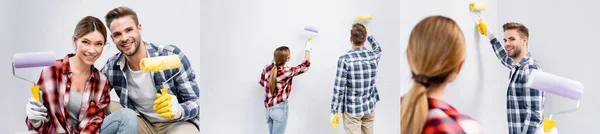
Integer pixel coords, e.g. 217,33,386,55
266,101,289,134
100,108,138,134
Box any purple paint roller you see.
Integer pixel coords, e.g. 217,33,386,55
13,52,56,68
12,51,56,102
528,69,583,130
528,70,584,100
304,26,319,34
304,26,319,42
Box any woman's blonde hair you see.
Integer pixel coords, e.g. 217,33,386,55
269,46,290,96
401,15,466,134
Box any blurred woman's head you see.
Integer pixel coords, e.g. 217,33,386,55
72,16,108,66
401,15,466,134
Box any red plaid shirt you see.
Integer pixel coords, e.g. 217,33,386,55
401,97,483,134
259,60,310,108
424,98,483,134
25,54,111,134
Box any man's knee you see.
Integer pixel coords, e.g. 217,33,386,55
167,121,199,134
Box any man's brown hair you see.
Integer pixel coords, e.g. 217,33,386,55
105,6,139,29
351,23,367,46
502,22,529,38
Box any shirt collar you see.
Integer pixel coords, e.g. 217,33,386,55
428,98,455,111
515,52,533,67
350,46,367,52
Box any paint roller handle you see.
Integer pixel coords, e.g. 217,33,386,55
305,38,314,52
303,39,311,60
31,85,41,102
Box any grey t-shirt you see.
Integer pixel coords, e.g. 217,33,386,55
125,65,171,123
67,90,82,126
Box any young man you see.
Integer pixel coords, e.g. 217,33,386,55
330,23,381,134
478,21,545,134
101,6,200,134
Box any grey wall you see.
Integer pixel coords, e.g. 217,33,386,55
498,0,600,133
1,1,200,133
200,0,401,133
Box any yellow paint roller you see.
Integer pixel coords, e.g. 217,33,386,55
141,55,185,119
356,14,372,21
140,55,183,98
140,55,181,73
356,14,372,32
470,2,486,11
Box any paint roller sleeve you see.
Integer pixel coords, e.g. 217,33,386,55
140,55,182,73
304,26,319,33
13,52,56,68
357,15,372,21
528,70,584,100
470,2,486,11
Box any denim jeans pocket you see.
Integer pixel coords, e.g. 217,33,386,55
270,107,287,121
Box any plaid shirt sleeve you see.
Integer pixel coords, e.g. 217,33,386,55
259,59,310,87
290,59,310,77
367,35,382,59
167,46,201,121
259,64,269,87
520,66,544,134
331,57,347,114
490,37,514,68
80,78,111,133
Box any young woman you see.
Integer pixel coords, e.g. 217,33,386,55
400,15,483,134
259,44,311,134
24,16,138,134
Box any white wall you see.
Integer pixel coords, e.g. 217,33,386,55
1,1,200,133
400,0,511,133
200,0,400,133
498,0,600,133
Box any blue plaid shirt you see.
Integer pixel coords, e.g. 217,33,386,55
490,38,545,134
101,42,200,129
331,35,381,117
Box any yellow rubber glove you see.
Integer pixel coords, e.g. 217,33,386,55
154,89,182,120
330,114,339,130
476,18,488,36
